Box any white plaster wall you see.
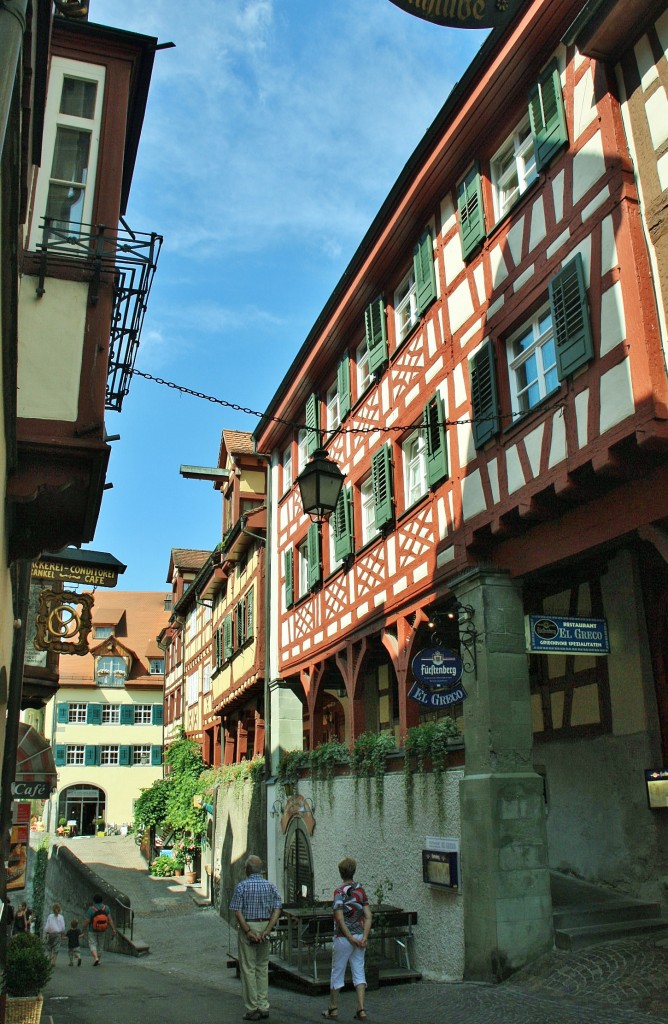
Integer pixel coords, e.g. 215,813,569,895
17,276,87,420
272,768,465,981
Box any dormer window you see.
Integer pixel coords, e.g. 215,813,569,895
149,658,164,675
96,655,127,687
94,626,113,640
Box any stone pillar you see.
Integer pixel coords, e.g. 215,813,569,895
453,566,552,981
268,680,304,775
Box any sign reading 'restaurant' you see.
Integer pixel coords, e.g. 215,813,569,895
409,647,467,708
527,616,610,656
387,0,523,30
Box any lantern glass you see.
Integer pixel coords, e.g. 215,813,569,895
297,449,344,522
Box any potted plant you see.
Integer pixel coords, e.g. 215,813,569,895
3,933,52,1024
95,817,105,836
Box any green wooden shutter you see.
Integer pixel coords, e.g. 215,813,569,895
215,626,222,668
414,229,437,315
333,486,354,561
119,745,131,766
151,745,163,766
284,547,294,609
529,60,568,172
372,444,394,530
236,599,246,648
223,615,233,659
424,394,448,486
549,253,593,380
56,703,69,724
337,353,351,421
54,745,66,766
457,166,485,260
120,704,134,726
305,392,320,457
364,297,388,374
87,703,102,725
84,745,99,767
152,704,164,726
307,523,322,589
246,587,254,639
470,341,500,449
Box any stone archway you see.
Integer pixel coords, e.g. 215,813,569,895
58,784,106,836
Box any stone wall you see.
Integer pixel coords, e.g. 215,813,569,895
213,778,265,921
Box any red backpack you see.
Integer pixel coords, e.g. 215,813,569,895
91,905,109,932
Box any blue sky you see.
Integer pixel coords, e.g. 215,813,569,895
88,0,488,590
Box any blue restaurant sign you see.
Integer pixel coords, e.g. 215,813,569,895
409,647,467,708
527,616,610,656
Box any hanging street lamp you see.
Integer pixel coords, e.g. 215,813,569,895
297,448,345,524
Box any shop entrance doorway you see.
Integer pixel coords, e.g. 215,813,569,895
58,785,106,836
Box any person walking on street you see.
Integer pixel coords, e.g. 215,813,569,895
66,918,83,966
44,903,66,965
229,854,282,1020
322,857,372,1021
82,893,117,966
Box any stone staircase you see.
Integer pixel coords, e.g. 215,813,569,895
551,872,668,950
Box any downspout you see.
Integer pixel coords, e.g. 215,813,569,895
0,0,29,157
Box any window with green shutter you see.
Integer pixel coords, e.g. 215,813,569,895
214,626,223,669
246,587,254,639
54,745,66,766
223,614,233,660
236,599,246,648
284,547,294,609
372,444,394,531
549,253,593,380
86,703,102,725
457,165,485,260
152,704,164,726
470,341,500,449
424,394,448,486
84,745,99,766
528,60,568,172
120,704,134,726
151,746,163,766
119,745,132,766
414,229,437,316
307,522,322,590
305,392,320,457
337,353,351,422
56,704,69,724
333,486,354,561
364,297,388,375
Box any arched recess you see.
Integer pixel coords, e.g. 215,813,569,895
349,636,400,743
283,815,314,906
58,784,106,836
310,661,347,747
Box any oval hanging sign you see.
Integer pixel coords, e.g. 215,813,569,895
387,0,523,30
409,647,467,708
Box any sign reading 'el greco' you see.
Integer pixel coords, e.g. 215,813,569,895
387,0,522,29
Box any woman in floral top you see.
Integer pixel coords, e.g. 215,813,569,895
322,856,372,1021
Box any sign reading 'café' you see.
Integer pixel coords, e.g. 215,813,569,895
387,0,523,29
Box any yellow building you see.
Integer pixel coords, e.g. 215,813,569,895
44,591,169,834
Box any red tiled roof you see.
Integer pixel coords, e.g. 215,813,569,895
170,549,211,570
221,430,254,456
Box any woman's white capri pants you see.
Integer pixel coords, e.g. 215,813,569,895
330,935,366,990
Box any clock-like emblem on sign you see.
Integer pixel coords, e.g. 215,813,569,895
34,589,94,655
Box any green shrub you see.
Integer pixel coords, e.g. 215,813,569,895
3,934,52,996
149,854,177,877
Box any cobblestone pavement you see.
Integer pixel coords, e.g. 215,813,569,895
42,837,668,1024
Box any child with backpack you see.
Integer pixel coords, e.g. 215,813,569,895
82,893,117,966
66,918,83,966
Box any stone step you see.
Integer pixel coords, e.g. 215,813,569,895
555,917,668,951
553,899,662,930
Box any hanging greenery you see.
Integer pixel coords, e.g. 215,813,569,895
403,717,459,823
199,755,265,803
351,732,395,814
309,740,350,806
276,749,310,792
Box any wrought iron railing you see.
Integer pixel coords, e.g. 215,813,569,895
35,218,163,412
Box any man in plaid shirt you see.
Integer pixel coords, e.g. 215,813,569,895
230,854,282,1020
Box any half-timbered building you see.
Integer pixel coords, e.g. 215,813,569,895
255,0,668,983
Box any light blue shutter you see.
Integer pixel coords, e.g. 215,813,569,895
56,704,69,724
414,229,437,315
529,60,568,172
307,523,322,589
333,486,354,561
470,341,499,449
365,297,388,374
337,353,351,421
54,745,66,766
549,253,594,380
284,548,294,609
119,745,131,766
457,166,485,260
87,704,102,725
424,394,448,486
305,392,320,457
152,704,164,726
120,704,134,726
151,746,163,766
372,444,394,530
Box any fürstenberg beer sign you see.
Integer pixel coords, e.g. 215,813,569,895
387,0,523,29
409,647,467,708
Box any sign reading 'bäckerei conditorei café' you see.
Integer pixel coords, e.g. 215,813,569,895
387,0,524,30
409,647,467,708
527,616,610,656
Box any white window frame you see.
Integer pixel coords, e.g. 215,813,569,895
187,670,199,707
94,626,113,640
361,476,378,546
133,704,152,725
282,444,293,493
298,539,310,599
297,428,309,473
100,745,120,766
65,745,85,766
133,745,151,766
326,380,340,433
356,337,372,396
28,57,106,250
394,266,418,345
149,658,164,675
402,430,428,507
68,703,87,724
329,522,343,575
491,114,537,222
202,663,212,694
96,656,127,687
102,705,120,725
507,305,558,416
